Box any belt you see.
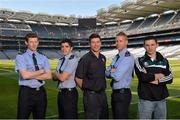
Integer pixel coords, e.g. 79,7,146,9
20,85,43,91
113,88,130,93
84,89,105,94
59,87,76,92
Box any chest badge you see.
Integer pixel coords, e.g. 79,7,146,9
144,62,149,67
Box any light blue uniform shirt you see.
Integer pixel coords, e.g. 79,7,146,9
15,49,51,88
57,53,78,89
105,48,134,90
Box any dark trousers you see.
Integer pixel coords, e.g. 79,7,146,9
111,88,132,119
58,88,78,119
17,86,47,119
83,90,109,119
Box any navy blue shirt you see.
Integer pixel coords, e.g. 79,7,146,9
76,50,106,91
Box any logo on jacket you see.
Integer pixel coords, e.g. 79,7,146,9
144,62,149,67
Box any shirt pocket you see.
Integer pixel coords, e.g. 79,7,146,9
38,61,45,69
26,64,34,71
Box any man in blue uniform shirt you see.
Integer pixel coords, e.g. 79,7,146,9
105,32,134,119
15,33,52,119
53,39,78,119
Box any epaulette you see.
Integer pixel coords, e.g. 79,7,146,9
69,54,75,60
125,51,130,57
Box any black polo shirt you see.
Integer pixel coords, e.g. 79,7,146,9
75,50,106,91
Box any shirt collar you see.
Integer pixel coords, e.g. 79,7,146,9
89,50,102,59
144,51,164,61
26,49,38,56
63,52,73,59
118,48,127,57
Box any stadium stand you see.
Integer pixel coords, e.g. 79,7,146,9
0,0,180,59
154,13,175,26
138,16,158,29
127,19,144,31
170,10,180,23
3,49,18,59
0,50,8,59
30,24,49,38
40,50,60,59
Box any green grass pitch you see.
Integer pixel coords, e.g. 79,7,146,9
0,59,180,118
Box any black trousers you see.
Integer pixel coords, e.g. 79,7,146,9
111,88,132,119
83,90,109,119
58,88,78,119
17,86,47,119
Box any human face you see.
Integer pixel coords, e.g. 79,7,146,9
115,35,128,51
25,37,39,52
90,38,101,52
144,39,158,55
61,42,72,56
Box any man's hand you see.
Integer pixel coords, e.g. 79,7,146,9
110,68,116,73
39,69,46,74
155,73,165,81
52,72,58,81
150,73,165,85
150,80,159,85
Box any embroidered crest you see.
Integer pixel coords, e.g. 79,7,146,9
69,55,75,60
125,51,130,57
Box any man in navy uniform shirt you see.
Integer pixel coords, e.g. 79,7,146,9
53,39,78,119
105,32,134,119
15,33,52,119
75,33,109,119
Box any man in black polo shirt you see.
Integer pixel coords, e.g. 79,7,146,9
75,33,109,119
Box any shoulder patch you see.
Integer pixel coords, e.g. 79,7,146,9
125,51,130,57
69,54,75,60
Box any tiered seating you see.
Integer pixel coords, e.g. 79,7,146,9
73,50,88,58
170,11,180,23
40,50,60,59
165,45,180,57
0,23,17,36
3,50,18,59
127,19,144,31
30,24,49,38
0,51,8,59
45,25,62,38
154,12,175,26
130,48,145,58
138,16,158,29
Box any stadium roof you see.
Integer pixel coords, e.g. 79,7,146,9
0,0,180,25
97,0,180,24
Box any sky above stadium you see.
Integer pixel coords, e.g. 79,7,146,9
0,0,124,17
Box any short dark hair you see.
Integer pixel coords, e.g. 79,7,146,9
89,33,101,42
60,39,73,47
116,32,128,40
144,36,158,45
25,33,38,42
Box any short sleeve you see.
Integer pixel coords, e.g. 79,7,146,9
75,58,85,79
64,58,78,74
15,55,26,72
43,56,51,71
